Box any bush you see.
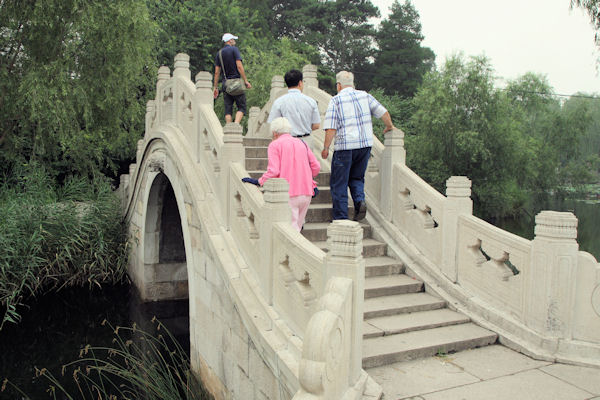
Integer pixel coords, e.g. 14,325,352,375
0,164,129,329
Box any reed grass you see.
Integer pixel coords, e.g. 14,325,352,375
2,318,211,400
0,163,129,329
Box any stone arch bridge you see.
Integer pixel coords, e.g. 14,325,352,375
118,54,600,400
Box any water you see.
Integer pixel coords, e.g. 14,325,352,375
495,197,600,260
0,284,189,399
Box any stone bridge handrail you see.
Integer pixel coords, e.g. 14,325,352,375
248,66,600,365
363,129,600,365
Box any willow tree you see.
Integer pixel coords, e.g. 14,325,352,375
0,0,156,180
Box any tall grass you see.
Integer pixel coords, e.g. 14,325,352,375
2,319,211,400
0,164,129,329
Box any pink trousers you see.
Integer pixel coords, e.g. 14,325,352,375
289,195,312,232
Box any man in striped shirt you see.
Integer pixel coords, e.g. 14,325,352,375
322,71,395,221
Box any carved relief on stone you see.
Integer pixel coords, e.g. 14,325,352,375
467,236,520,280
148,155,165,173
278,254,316,307
398,187,414,211
233,191,259,240
202,129,211,150
163,87,173,104
180,92,193,121
211,149,219,172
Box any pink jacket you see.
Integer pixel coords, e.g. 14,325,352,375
258,134,321,197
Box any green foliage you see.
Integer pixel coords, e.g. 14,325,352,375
408,53,600,219
368,87,416,142
408,54,529,219
147,0,266,77
0,164,129,330
0,0,157,180
371,0,435,96
268,0,379,73
2,319,210,399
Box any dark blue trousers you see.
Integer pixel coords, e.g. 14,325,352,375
330,147,371,220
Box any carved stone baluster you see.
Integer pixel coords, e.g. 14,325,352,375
270,75,285,101
442,176,472,282
527,211,579,338
173,53,190,79
261,178,291,304
302,64,318,88
247,106,260,137
325,220,365,387
380,128,405,220
221,123,244,229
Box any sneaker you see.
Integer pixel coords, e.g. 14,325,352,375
353,200,367,221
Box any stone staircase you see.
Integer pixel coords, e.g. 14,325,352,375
243,137,498,370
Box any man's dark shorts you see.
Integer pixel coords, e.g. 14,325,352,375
224,92,247,117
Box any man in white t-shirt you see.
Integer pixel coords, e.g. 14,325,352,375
268,69,320,147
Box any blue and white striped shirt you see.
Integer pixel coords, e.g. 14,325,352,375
323,87,387,151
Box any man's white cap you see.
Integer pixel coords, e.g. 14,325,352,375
222,33,238,42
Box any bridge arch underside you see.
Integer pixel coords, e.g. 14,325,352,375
127,140,194,302
142,172,188,300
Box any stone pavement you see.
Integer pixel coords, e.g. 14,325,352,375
366,345,600,400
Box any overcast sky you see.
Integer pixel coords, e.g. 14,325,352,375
371,0,600,96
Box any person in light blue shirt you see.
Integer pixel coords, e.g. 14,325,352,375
267,69,321,147
322,71,395,221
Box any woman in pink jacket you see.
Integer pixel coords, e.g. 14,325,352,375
244,117,321,231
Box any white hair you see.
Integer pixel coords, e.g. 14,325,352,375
336,71,354,87
270,117,292,134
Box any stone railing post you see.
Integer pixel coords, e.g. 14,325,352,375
220,123,245,229
157,66,170,93
270,75,285,100
247,106,260,137
380,128,405,219
195,71,213,106
145,100,156,136
128,163,137,199
302,64,318,88
441,176,473,282
119,174,130,213
325,220,365,386
261,178,291,303
156,66,170,125
173,53,191,80
526,211,579,339
136,139,144,164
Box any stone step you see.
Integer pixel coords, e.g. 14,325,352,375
243,137,271,147
364,292,447,319
304,203,357,223
365,256,404,277
245,147,268,159
246,158,269,171
314,238,386,258
309,186,332,204
364,275,423,299
362,323,498,368
362,309,471,339
301,221,371,241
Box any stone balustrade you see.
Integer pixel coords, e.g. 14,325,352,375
118,53,600,400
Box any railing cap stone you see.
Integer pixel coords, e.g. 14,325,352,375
534,210,578,240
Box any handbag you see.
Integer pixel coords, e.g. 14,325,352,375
219,50,246,96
